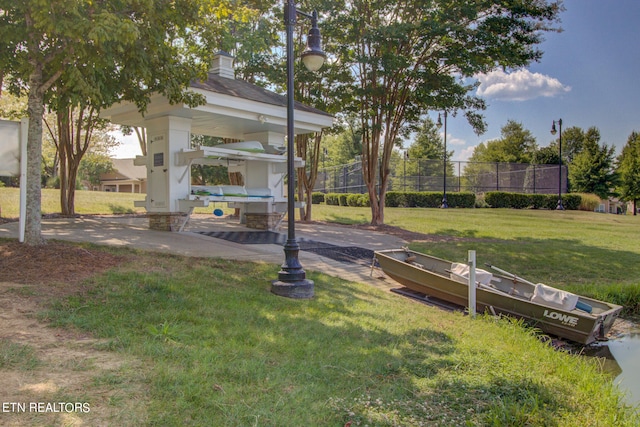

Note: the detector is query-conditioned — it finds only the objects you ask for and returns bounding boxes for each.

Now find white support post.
[468,250,476,318]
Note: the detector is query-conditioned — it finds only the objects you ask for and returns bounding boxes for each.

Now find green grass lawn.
[44,250,638,426]
[2,188,639,311]
[0,187,235,217]
[312,204,640,315]
[2,189,639,424]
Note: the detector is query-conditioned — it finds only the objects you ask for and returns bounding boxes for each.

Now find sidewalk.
[0,215,407,290]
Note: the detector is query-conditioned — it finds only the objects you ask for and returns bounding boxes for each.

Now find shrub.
[446,192,476,208]
[485,191,581,210]
[529,194,547,209]
[485,192,511,208]
[475,194,489,208]
[338,193,349,206]
[324,193,340,206]
[562,194,581,210]
[311,192,325,204]
[385,192,407,207]
[346,194,361,207]
[347,193,370,207]
[384,191,475,208]
[575,193,601,211]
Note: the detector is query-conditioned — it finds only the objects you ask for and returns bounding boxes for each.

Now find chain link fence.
[313,159,567,195]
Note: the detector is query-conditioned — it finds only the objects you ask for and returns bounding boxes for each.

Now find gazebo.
[101,52,333,231]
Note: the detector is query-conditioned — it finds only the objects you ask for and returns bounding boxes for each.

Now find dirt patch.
[0,241,146,426]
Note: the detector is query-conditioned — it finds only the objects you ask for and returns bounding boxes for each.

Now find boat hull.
[375,249,622,345]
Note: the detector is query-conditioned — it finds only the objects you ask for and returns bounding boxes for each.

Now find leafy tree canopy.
[322,0,563,224]
[568,130,618,199]
[617,131,640,204]
[407,117,448,161]
[469,120,538,164]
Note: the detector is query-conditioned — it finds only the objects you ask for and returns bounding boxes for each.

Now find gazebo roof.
[192,73,331,118]
[101,61,334,139]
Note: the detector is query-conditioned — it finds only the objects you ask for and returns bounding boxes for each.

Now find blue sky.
[442,0,640,162]
[113,0,640,161]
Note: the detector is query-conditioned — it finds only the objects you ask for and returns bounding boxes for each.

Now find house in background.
[99,158,147,193]
[594,197,625,214]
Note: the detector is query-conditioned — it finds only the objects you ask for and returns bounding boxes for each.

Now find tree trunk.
[228,171,244,217]
[304,186,313,221]
[24,68,46,246]
[135,127,147,156]
[65,162,78,215]
[58,112,71,215]
[368,186,382,225]
[296,133,322,222]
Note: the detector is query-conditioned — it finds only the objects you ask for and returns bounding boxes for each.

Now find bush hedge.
[322,193,370,207]
[385,191,476,208]
[311,192,325,204]
[320,191,583,210]
[485,191,581,210]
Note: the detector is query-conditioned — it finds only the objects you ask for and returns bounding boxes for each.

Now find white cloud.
[447,135,466,147]
[476,69,570,101]
[451,144,476,162]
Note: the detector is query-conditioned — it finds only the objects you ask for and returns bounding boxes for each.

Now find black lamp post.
[403,150,408,191]
[436,111,448,208]
[550,119,564,210]
[271,1,326,299]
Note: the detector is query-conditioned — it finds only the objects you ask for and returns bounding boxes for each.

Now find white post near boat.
[468,250,476,318]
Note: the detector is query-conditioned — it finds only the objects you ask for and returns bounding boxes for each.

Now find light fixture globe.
[300,11,326,71]
[301,48,326,72]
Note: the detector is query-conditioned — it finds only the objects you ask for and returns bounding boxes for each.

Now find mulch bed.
[0,240,126,287]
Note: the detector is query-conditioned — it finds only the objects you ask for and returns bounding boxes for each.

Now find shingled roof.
[191,72,332,118]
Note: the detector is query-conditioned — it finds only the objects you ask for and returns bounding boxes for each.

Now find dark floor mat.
[198,231,288,245]
[303,246,375,266]
[196,231,373,265]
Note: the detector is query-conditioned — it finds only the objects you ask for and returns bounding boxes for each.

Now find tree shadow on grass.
[411,236,640,287]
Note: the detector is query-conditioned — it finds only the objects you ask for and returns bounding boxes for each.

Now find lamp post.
[550,119,564,210]
[271,1,326,299]
[322,147,327,192]
[403,150,408,191]
[436,111,448,208]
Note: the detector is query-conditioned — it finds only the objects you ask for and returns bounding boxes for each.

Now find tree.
[78,153,114,189]
[557,126,602,164]
[1,0,239,243]
[401,116,453,190]
[0,1,75,244]
[469,120,537,164]
[407,117,450,164]
[532,144,560,165]
[326,0,562,225]
[568,133,618,199]
[617,131,640,214]
[322,116,363,167]
[464,120,538,192]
